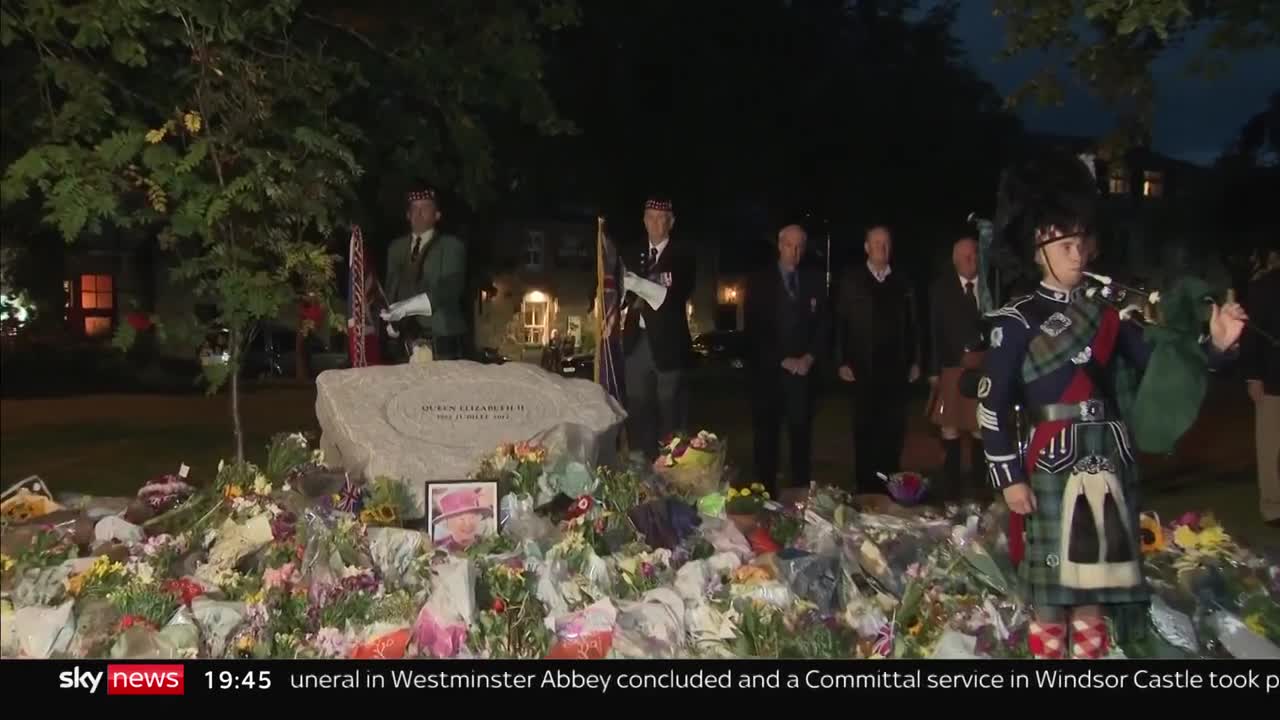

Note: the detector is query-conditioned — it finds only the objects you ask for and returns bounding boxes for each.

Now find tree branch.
[301,11,399,63]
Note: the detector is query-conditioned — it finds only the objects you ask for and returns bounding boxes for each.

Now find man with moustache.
[927,234,987,499]
[619,195,697,460]
[744,224,831,498]
[836,225,922,494]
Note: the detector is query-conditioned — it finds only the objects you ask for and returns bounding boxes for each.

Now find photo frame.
[427,481,498,552]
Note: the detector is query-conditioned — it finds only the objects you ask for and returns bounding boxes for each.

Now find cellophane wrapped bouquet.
[652,430,725,497]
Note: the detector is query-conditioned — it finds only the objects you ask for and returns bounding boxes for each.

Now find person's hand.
[781,358,799,374]
[908,363,921,383]
[838,365,855,383]
[1003,483,1037,515]
[602,309,619,339]
[1247,379,1264,404]
[1210,302,1248,352]
[796,354,814,377]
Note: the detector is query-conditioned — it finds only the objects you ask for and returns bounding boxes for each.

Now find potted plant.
[725,483,769,535]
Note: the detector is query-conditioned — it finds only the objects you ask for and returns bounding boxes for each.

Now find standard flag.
[347,225,381,368]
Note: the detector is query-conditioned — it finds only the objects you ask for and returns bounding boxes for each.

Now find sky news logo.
[59,665,185,695]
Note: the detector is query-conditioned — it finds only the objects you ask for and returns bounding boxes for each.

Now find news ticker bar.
[7,659,1280,698]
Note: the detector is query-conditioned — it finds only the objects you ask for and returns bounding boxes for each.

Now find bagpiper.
[978,147,1248,659]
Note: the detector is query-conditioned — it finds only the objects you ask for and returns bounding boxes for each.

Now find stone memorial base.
[316,361,626,518]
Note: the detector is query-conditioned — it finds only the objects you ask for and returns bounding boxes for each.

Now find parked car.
[692,330,746,370]
[559,352,594,379]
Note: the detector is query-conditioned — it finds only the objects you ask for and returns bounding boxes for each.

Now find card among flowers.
[427,481,498,552]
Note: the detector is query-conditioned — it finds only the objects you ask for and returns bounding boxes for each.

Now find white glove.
[624,271,668,310]
[381,292,433,322]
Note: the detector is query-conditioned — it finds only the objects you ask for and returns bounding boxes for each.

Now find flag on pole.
[595,217,625,405]
[347,225,381,368]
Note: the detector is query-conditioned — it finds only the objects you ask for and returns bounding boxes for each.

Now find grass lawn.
[2,370,1275,550]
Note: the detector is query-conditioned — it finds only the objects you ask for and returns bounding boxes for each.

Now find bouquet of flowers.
[475,442,547,499]
[653,431,725,497]
[880,472,929,506]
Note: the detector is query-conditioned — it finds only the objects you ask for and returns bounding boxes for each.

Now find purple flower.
[271,511,297,542]
[640,561,655,579]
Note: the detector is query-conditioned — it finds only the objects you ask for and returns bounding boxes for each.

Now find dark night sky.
[949,2,1280,165]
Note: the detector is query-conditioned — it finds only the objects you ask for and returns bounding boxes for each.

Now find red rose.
[492,598,506,614]
[672,442,689,459]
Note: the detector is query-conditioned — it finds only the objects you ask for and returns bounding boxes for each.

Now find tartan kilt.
[1019,423,1150,608]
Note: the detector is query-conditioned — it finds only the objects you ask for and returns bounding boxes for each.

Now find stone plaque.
[316,361,626,517]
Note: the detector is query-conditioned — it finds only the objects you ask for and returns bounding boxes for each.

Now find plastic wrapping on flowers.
[2,428,1277,660]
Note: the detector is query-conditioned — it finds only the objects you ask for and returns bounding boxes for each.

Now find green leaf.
[141,143,179,171]
[111,37,148,66]
[176,139,210,174]
[95,131,145,169]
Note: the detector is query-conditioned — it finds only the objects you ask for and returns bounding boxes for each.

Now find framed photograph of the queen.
[427,482,498,552]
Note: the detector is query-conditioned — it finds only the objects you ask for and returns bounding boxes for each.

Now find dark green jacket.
[385,230,468,337]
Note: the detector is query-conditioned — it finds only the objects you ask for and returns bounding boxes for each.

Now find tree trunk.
[230,326,245,464]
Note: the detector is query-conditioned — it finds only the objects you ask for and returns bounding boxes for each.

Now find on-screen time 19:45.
[206,671,272,690]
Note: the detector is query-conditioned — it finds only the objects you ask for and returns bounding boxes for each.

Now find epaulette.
[984,294,1035,330]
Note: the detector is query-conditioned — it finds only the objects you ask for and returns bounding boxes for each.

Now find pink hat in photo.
[432,487,493,525]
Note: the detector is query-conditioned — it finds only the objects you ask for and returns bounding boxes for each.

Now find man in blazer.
[744,224,830,498]
[927,234,987,499]
[384,187,468,361]
[620,195,696,460]
[836,225,922,494]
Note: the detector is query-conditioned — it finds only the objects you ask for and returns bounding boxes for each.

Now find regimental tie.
[786,270,798,300]
[963,279,975,307]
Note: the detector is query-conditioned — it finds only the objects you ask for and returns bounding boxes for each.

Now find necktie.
[648,246,658,270]
[411,235,422,264]
[786,271,797,299]
[964,280,974,305]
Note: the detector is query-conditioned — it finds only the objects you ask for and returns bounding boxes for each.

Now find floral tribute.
[1,428,1276,661]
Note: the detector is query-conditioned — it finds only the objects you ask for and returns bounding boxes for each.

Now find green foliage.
[319,590,374,630]
[264,433,311,483]
[366,477,416,522]
[995,0,1280,145]
[108,581,182,628]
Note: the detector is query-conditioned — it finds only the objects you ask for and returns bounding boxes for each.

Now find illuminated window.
[63,280,71,321]
[1142,171,1164,198]
[80,274,113,310]
[521,290,549,345]
[1108,169,1129,195]
[77,273,115,337]
[84,316,112,337]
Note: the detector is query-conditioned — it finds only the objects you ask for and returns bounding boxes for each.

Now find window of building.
[1108,168,1130,195]
[78,273,115,336]
[1142,171,1164,198]
[63,280,72,321]
[525,231,545,271]
[521,290,550,345]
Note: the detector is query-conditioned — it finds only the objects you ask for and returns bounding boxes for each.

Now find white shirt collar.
[648,238,670,262]
[1037,281,1082,304]
[959,274,977,288]
[412,228,435,250]
[868,261,891,282]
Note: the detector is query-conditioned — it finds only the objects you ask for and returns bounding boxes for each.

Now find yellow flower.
[740,488,752,497]
[0,554,13,574]
[66,572,87,597]
[1195,526,1230,550]
[1245,613,1267,637]
[236,635,255,652]
[751,483,765,492]
[145,128,166,144]
[224,484,243,500]
[726,488,738,498]
[183,111,202,134]
[252,474,272,496]
[1173,525,1200,550]
[908,620,923,637]
[762,492,770,500]
[244,590,265,605]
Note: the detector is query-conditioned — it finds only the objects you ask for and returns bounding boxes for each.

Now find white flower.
[340,565,369,580]
[282,482,292,494]
[231,496,254,515]
[267,503,284,517]
[310,449,325,465]
[252,474,273,496]
[202,529,218,549]
[127,559,156,585]
[218,459,225,474]
[288,432,308,448]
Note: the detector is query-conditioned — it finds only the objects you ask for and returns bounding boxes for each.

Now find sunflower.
[1140,512,1165,554]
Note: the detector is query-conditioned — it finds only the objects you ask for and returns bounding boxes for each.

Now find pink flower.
[263,562,298,591]
[1176,512,1201,530]
[690,436,707,450]
[567,495,593,520]
[640,561,655,578]
[412,607,468,658]
[673,442,689,459]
